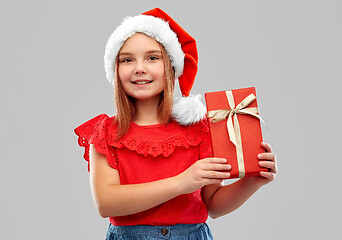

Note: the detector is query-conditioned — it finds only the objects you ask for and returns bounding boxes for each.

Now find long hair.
[113,42,175,140]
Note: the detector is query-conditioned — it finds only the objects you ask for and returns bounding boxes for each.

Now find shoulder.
[75,114,116,129]
[80,113,115,126]
[74,114,119,171]
[74,114,118,141]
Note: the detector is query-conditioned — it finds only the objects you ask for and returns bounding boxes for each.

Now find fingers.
[257,153,276,162]
[203,170,230,179]
[259,161,277,174]
[204,163,231,171]
[261,142,273,153]
[258,144,277,175]
[200,158,231,171]
[202,158,228,164]
[260,171,276,181]
[197,158,231,180]
[204,179,224,186]
[258,143,278,179]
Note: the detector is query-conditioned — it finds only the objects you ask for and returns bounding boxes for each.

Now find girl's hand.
[177,158,231,194]
[249,142,277,187]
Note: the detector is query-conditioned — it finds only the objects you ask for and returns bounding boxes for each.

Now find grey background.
[1,0,341,239]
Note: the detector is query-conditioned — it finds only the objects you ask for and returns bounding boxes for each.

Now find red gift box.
[205,87,267,178]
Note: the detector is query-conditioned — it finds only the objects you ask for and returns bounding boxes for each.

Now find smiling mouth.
[132,80,153,85]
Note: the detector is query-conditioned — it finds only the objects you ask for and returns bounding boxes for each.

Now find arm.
[202,142,277,219]
[89,144,229,218]
[202,178,261,219]
[89,144,183,218]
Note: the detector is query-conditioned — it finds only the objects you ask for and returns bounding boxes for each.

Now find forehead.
[120,33,162,52]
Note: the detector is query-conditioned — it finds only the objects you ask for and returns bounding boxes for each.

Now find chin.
[128,92,162,101]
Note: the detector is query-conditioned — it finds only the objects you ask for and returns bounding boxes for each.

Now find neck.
[134,95,161,125]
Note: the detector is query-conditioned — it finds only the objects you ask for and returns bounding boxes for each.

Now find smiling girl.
[74,8,277,240]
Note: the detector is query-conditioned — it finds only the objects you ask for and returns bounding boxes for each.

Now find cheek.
[118,65,131,82]
[152,62,165,79]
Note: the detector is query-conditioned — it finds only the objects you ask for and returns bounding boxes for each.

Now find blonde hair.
[113,41,175,139]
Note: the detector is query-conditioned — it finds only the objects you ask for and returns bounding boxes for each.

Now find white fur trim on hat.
[104,15,185,85]
[172,94,207,125]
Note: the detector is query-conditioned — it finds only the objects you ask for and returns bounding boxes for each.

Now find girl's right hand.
[177,158,231,194]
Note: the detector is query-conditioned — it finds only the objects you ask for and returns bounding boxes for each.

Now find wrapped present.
[205,87,267,178]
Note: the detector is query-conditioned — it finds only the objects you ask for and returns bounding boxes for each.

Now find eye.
[119,57,133,63]
[120,58,132,63]
[148,56,159,61]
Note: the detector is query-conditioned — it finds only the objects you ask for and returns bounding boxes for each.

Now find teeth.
[134,81,151,84]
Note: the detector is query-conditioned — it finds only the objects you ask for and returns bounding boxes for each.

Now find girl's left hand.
[250,142,278,187]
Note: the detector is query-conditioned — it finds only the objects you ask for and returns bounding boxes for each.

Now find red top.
[74,114,212,226]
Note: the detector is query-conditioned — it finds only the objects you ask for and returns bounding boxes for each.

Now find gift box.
[205,87,267,178]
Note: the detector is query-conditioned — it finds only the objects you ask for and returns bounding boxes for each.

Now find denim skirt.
[105,222,214,240]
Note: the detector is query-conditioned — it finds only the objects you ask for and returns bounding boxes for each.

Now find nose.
[135,60,146,75]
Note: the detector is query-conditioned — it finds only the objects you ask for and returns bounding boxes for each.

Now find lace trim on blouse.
[74,114,118,171]
[74,114,212,171]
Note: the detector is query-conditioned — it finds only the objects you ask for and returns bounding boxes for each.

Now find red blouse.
[74,114,213,226]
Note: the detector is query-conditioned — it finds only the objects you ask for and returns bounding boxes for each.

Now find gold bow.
[208,91,265,178]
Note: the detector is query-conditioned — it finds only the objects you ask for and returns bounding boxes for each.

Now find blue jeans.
[105,222,214,240]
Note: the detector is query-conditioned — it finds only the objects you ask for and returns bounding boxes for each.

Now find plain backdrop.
[1,0,341,239]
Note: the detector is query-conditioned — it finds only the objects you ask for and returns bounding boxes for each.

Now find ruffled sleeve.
[197,117,213,159]
[74,114,118,172]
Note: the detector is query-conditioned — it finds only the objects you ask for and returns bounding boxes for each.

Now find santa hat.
[104,8,206,125]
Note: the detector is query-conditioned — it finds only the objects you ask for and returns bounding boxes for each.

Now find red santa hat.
[104,8,206,125]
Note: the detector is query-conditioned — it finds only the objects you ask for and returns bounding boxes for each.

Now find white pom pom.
[172,94,207,125]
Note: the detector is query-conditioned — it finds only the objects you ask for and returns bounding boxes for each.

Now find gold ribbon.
[208,91,265,178]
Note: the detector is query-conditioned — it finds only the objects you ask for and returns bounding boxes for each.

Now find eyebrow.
[119,50,162,56]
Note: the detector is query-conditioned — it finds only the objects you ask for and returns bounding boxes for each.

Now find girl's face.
[118,33,165,101]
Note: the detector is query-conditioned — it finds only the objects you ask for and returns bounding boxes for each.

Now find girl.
[74,8,277,240]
